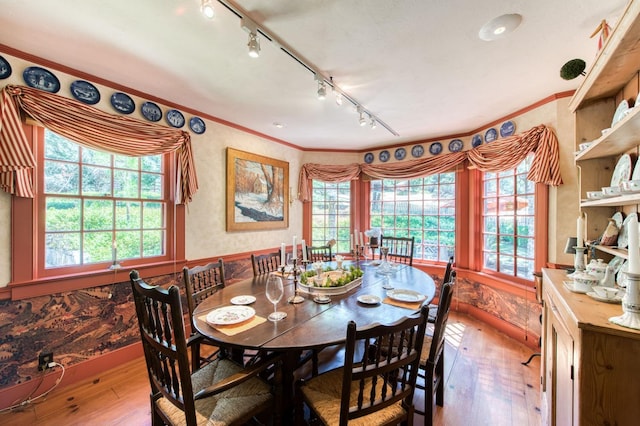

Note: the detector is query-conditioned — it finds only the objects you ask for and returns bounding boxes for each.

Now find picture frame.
[226,148,289,231]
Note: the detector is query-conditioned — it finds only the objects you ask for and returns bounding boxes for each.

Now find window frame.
[308,180,353,254]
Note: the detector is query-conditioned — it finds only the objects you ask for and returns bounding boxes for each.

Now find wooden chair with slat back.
[380,235,415,266]
[183,259,225,372]
[251,251,281,277]
[306,244,332,262]
[295,305,430,425]
[130,270,281,426]
[416,274,455,423]
[428,255,454,323]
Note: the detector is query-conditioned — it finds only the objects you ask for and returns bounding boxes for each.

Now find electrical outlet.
[38,352,53,371]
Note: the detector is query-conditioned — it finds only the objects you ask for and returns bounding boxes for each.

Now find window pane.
[82,148,110,166]
[114,169,139,198]
[143,202,164,228]
[45,161,79,194]
[46,198,81,231]
[45,131,79,161]
[83,231,113,263]
[115,201,141,229]
[143,230,164,257]
[118,230,142,259]
[141,155,162,172]
[311,180,351,253]
[141,173,162,199]
[45,232,81,267]
[82,165,112,196]
[114,155,139,170]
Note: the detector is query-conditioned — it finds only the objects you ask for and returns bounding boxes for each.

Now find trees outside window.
[310,181,351,253]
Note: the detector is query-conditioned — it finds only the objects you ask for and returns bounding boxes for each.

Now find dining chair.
[183,260,226,372]
[251,251,281,277]
[380,235,415,266]
[295,305,430,425]
[416,277,455,423]
[129,270,281,426]
[306,244,333,262]
[428,256,454,323]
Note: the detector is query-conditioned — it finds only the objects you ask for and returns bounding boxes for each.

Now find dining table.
[192,260,435,421]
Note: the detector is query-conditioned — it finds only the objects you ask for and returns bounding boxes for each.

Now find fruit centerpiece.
[299,265,364,295]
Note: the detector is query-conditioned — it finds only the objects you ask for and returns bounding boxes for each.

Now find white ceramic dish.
[206,306,255,326]
[617,214,637,248]
[621,180,640,193]
[611,99,630,127]
[591,286,620,299]
[611,154,632,187]
[386,289,426,303]
[357,294,381,305]
[587,291,622,304]
[563,281,590,294]
[602,186,621,197]
[230,295,256,305]
[586,190,604,200]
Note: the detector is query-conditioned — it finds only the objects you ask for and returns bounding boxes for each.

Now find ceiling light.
[370,118,377,130]
[479,14,522,41]
[200,0,215,19]
[247,32,260,58]
[273,122,284,128]
[317,80,327,100]
[334,91,343,106]
[358,108,367,126]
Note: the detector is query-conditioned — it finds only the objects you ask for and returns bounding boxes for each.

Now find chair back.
[339,305,429,424]
[251,251,281,276]
[380,235,415,266]
[443,256,454,285]
[427,275,455,365]
[183,259,225,331]
[306,245,332,262]
[130,270,197,425]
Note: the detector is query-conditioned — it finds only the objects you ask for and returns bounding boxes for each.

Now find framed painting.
[226,148,289,231]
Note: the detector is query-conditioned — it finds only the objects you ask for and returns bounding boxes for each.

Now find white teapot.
[586,259,608,280]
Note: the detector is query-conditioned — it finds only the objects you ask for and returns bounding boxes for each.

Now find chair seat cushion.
[300,367,407,426]
[157,358,272,426]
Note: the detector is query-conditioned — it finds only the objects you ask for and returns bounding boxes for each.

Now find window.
[369,173,455,262]
[40,129,169,274]
[481,155,535,279]
[310,180,351,253]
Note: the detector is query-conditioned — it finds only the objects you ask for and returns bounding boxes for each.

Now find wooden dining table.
[193,261,435,421]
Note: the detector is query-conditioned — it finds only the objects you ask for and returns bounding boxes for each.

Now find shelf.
[575,105,640,161]
[570,0,640,111]
[581,193,640,207]
[588,244,628,259]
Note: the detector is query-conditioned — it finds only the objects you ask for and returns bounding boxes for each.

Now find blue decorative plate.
[471,134,483,148]
[485,128,498,143]
[379,150,390,162]
[411,145,424,158]
[449,139,463,152]
[429,142,443,155]
[110,92,135,114]
[0,55,12,79]
[394,148,406,160]
[364,153,374,164]
[23,66,60,93]
[166,109,185,128]
[189,116,206,134]
[500,120,515,137]
[141,101,162,122]
[70,80,100,105]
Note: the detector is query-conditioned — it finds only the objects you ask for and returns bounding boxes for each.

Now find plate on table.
[387,289,426,303]
[70,80,100,105]
[411,145,424,158]
[166,109,185,128]
[610,153,632,187]
[0,55,12,79]
[230,295,256,305]
[110,92,135,114]
[23,66,60,93]
[500,120,516,137]
[611,100,630,127]
[471,134,483,148]
[587,292,622,304]
[141,101,162,122]
[485,128,498,143]
[429,142,442,155]
[206,306,255,325]
[448,139,463,152]
[357,294,381,305]
[189,116,206,134]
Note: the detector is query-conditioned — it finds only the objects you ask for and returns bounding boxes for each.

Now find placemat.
[382,297,423,311]
[199,314,266,336]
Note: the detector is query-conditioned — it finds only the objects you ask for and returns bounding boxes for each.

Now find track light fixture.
[357,107,367,126]
[200,0,215,19]
[247,32,260,58]
[370,118,377,129]
[317,79,327,100]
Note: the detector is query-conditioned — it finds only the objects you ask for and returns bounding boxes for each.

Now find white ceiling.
[0,0,628,151]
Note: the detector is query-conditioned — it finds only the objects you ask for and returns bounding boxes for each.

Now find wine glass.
[266,274,287,321]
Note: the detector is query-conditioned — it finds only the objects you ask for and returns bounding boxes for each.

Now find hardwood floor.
[0,312,541,425]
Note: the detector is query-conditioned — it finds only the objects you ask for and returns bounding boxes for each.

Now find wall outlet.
[38,352,53,371]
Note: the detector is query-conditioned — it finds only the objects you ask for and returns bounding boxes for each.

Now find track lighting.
[334,91,343,106]
[358,108,367,126]
[200,0,215,19]
[370,118,377,129]
[317,80,326,100]
[247,32,260,58]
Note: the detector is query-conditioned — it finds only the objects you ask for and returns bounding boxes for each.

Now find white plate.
[357,294,381,305]
[617,261,628,288]
[611,99,630,127]
[586,292,622,304]
[562,281,589,294]
[206,306,255,326]
[617,213,637,248]
[612,212,625,229]
[386,289,426,303]
[632,157,640,181]
[230,295,256,305]
[611,154,632,187]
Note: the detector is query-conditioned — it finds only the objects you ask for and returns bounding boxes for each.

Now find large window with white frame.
[369,174,455,262]
[481,155,535,279]
[310,180,351,253]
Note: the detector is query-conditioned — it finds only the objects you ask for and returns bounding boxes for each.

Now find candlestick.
[287,258,305,304]
[610,271,640,330]
[292,236,297,260]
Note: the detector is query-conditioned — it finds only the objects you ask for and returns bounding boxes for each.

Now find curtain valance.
[298,124,562,201]
[0,85,198,204]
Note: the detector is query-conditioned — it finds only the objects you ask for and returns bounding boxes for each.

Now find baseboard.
[0,342,142,410]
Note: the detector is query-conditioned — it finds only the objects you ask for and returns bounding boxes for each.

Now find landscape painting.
[226,148,289,231]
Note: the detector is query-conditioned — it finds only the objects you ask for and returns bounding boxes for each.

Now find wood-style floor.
[0,312,541,425]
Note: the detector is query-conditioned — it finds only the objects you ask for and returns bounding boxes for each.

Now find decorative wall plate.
[448,139,463,152]
[485,128,498,143]
[411,145,424,158]
[633,156,640,181]
[610,153,632,187]
[500,120,516,137]
[141,101,162,122]
[394,148,406,160]
[23,66,60,93]
[364,153,374,164]
[379,150,390,162]
[612,100,630,127]
[166,109,185,128]
[70,80,100,105]
[110,92,135,114]
[189,116,206,134]
[471,134,483,148]
[0,55,12,79]
[429,142,442,155]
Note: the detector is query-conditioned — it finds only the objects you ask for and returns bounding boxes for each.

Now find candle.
[354,229,359,246]
[301,239,307,261]
[280,243,286,267]
[629,214,640,274]
[576,214,584,248]
[360,232,364,247]
[350,234,354,250]
[112,240,117,262]
[292,236,297,259]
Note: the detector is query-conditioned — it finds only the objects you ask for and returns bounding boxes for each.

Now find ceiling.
[0,0,629,151]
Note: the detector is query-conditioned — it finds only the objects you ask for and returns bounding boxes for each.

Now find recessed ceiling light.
[479,14,522,41]
[273,122,284,128]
